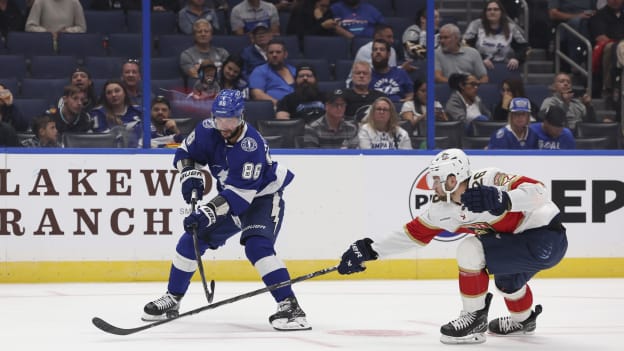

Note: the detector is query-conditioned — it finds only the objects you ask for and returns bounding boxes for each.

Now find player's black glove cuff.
[338,238,379,275]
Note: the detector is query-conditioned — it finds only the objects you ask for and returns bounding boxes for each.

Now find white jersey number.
[242,162,262,180]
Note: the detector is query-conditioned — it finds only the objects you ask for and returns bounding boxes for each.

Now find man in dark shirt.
[50,85,93,136]
[343,60,385,121]
[275,64,326,124]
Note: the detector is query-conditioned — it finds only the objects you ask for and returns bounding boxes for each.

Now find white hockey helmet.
[428,148,471,199]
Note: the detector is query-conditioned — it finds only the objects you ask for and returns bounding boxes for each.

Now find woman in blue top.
[90,79,142,147]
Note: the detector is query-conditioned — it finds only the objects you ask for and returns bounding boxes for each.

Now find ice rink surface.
[1,278,622,350]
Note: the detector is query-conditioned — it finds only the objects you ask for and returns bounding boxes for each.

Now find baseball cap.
[295,64,316,78]
[545,105,566,127]
[251,22,269,33]
[326,89,346,104]
[509,97,531,113]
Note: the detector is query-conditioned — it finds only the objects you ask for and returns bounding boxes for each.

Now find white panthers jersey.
[372,167,560,258]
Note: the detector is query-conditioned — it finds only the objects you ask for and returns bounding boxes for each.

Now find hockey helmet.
[211,89,244,130]
[428,148,471,200]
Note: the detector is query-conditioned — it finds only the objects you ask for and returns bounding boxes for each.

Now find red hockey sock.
[459,269,489,296]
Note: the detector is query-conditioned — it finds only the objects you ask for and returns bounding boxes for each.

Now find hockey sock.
[459,269,490,312]
[500,284,533,322]
[245,236,294,302]
[167,233,206,296]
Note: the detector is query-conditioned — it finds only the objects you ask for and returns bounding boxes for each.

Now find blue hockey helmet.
[212,89,245,119]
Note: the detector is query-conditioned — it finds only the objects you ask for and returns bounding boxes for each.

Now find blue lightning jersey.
[173,120,294,216]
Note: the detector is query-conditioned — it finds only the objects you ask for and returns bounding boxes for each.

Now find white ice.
[1,278,622,350]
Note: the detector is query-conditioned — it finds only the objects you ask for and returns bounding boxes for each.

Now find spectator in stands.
[538,73,596,132]
[50,85,93,136]
[330,0,384,38]
[343,60,385,121]
[402,7,441,61]
[400,80,447,136]
[145,95,184,148]
[0,122,19,146]
[249,39,295,105]
[190,59,220,100]
[0,0,26,40]
[463,0,529,72]
[217,54,249,99]
[530,105,576,149]
[178,0,221,35]
[180,18,230,80]
[492,78,538,121]
[21,113,60,147]
[25,0,86,42]
[548,0,595,73]
[0,83,27,132]
[445,72,491,135]
[304,88,358,148]
[241,22,274,79]
[62,67,97,112]
[120,59,142,106]
[435,23,489,84]
[488,97,538,149]
[369,39,414,103]
[276,64,326,124]
[287,0,354,42]
[358,96,412,150]
[354,24,398,70]
[91,79,142,147]
[230,0,280,36]
[589,0,624,109]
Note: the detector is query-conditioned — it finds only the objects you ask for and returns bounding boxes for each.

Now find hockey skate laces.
[450,311,476,330]
[497,316,520,332]
[153,295,177,309]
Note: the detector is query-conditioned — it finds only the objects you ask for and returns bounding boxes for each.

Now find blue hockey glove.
[461,185,511,216]
[180,166,204,204]
[338,238,379,275]
[184,203,217,232]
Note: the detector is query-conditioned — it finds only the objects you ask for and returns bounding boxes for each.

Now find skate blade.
[488,330,536,337]
[440,333,486,344]
[271,317,312,331]
[141,310,178,322]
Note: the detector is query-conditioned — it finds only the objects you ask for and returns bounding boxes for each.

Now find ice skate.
[268,297,311,331]
[440,292,493,344]
[488,305,543,336]
[142,292,182,321]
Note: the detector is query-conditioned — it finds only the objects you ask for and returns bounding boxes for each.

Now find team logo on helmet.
[408,168,468,242]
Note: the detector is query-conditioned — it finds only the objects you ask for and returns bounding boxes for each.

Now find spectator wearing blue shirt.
[249,39,295,106]
[230,0,280,35]
[178,0,221,35]
[530,105,576,149]
[240,22,275,79]
[369,39,413,103]
[330,0,384,38]
[488,97,538,149]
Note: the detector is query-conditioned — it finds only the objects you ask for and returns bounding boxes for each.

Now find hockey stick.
[92,265,338,336]
[190,190,215,304]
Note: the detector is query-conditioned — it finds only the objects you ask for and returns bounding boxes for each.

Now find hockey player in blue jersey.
[142,89,310,331]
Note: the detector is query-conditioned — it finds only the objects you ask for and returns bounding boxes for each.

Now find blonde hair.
[363,96,400,133]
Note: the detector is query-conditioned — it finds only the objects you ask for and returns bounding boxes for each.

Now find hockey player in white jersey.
[143,89,310,331]
[337,148,568,344]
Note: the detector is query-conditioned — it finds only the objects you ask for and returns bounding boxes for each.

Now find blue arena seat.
[334,59,354,82]
[363,0,394,16]
[385,17,412,40]
[127,11,178,36]
[394,0,427,17]
[151,56,184,80]
[84,10,127,35]
[0,55,27,80]
[434,83,451,105]
[318,80,346,93]
[12,98,50,126]
[107,33,142,58]
[212,34,250,56]
[243,100,276,128]
[157,34,194,57]
[84,56,125,79]
[488,63,522,86]
[275,35,302,59]
[6,32,55,58]
[303,36,351,63]
[0,77,19,95]
[287,58,331,81]
[477,83,500,112]
[57,32,108,59]
[20,78,68,105]
[30,56,79,79]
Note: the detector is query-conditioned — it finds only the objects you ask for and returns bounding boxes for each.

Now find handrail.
[555,22,593,94]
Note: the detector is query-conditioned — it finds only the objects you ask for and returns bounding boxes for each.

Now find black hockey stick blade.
[92,265,338,336]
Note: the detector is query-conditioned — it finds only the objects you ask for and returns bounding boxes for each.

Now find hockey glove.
[180,166,204,204]
[338,238,379,275]
[184,203,217,232]
[461,185,511,216]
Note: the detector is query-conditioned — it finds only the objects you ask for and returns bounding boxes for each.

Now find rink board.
[1,149,623,282]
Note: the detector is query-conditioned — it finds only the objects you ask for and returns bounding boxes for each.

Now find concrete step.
[525,73,555,85]
[527,49,549,61]
[526,61,554,74]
